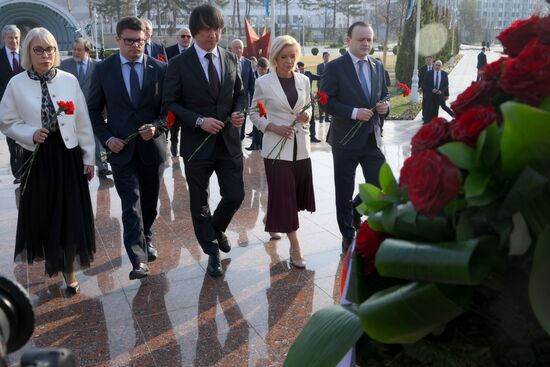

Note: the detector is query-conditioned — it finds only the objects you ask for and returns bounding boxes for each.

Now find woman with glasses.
[0,27,96,294]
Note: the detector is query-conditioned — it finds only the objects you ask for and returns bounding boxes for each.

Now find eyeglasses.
[180,35,191,39]
[32,46,56,56]
[121,38,145,46]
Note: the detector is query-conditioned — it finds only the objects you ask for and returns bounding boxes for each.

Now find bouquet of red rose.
[20,100,75,195]
[105,111,176,158]
[266,91,328,161]
[188,101,267,161]
[286,13,550,367]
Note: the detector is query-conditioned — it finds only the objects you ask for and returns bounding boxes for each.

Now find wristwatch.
[195,116,204,127]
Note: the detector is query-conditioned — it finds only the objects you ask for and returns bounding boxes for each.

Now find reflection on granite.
[0,120,417,366]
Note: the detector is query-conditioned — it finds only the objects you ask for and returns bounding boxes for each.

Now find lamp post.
[409,0,421,104]
[450,7,457,66]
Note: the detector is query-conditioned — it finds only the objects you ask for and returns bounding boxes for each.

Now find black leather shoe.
[147,243,158,261]
[310,137,321,143]
[245,145,256,151]
[216,230,231,253]
[342,237,353,254]
[129,263,150,280]
[13,178,21,184]
[98,169,112,178]
[207,253,224,277]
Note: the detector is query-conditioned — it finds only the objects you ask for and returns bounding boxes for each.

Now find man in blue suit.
[230,38,255,141]
[142,19,168,61]
[320,21,389,253]
[88,17,168,280]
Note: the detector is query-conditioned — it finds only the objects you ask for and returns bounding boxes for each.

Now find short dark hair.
[116,17,144,37]
[297,61,305,67]
[189,4,225,37]
[347,21,371,38]
[482,47,486,51]
[322,51,329,56]
[258,57,269,68]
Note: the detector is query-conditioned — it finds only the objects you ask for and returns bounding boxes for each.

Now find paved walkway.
[415,45,504,121]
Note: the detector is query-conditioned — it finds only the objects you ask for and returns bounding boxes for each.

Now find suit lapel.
[219,47,229,96]
[344,53,369,105]
[138,56,155,106]
[188,46,215,100]
[367,57,378,105]
[267,72,294,113]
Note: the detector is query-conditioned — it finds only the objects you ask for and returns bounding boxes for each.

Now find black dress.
[15,69,95,276]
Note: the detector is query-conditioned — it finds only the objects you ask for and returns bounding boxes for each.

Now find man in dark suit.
[0,24,24,184]
[163,4,246,277]
[477,47,487,81]
[297,61,322,143]
[230,38,255,141]
[60,37,112,178]
[422,59,449,124]
[320,21,389,253]
[316,51,330,123]
[418,55,433,123]
[165,27,193,156]
[88,17,167,280]
[166,27,192,61]
[142,18,168,61]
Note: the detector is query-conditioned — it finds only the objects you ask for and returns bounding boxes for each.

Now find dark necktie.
[128,62,141,106]
[77,62,84,83]
[205,53,220,96]
[435,72,440,90]
[11,52,19,73]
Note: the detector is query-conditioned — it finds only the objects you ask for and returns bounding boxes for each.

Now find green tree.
[338,0,363,29]
[458,0,481,44]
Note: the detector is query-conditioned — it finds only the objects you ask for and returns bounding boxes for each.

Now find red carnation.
[316,91,329,106]
[451,80,496,117]
[399,150,461,218]
[257,100,268,118]
[355,220,388,274]
[451,105,500,146]
[499,43,550,106]
[497,15,540,57]
[411,118,451,155]
[166,111,176,129]
[396,82,411,97]
[156,53,166,62]
[56,100,75,115]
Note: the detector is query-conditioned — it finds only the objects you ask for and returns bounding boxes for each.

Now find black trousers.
[111,148,163,267]
[309,102,317,139]
[185,137,245,255]
[332,134,385,241]
[440,100,455,117]
[170,121,181,148]
[424,94,441,124]
[7,137,23,178]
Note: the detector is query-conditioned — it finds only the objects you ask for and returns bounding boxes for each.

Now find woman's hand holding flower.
[33,128,49,143]
[295,112,309,123]
[268,123,294,139]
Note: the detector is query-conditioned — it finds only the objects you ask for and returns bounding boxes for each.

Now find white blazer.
[0,69,95,165]
[249,71,312,161]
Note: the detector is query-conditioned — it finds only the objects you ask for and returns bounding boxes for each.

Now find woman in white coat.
[0,28,96,294]
[249,35,315,268]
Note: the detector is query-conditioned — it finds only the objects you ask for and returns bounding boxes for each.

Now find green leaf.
[359,183,383,204]
[356,202,368,215]
[438,142,477,170]
[381,204,398,233]
[500,102,550,176]
[540,96,550,112]
[508,212,532,256]
[498,166,549,219]
[364,199,393,214]
[415,215,455,242]
[285,305,364,367]
[476,123,500,167]
[346,253,371,303]
[529,226,550,335]
[375,237,495,284]
[397,202,416,224]
[444,198,468,217]
[464,172,491,198]
[367,211,386,232]
[466,190,500,207]
[379,162,399,198]
[358,283,468,344]
[456,212,475,241]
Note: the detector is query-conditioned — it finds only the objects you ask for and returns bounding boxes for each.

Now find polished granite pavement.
[0,117,419,367]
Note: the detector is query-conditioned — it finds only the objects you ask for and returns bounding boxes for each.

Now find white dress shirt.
[194,43,221,83]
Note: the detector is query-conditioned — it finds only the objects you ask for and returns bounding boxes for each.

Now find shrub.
[339,47,346,55]
[311,47,319,56]
[393,45,398,55]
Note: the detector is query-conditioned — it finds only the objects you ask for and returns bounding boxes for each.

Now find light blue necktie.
[358,60,370,101]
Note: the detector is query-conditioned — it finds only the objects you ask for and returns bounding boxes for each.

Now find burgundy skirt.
[264,158,316,233]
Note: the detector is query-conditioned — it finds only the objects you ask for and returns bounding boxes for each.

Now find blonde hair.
[268,35,301,69]
[21,27,61,70]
